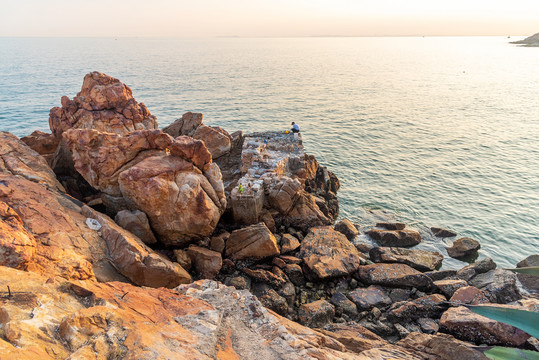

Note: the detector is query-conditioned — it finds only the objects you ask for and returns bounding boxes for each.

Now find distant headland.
[511,32,539,46]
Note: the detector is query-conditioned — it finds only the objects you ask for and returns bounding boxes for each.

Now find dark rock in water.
[516,254,539,267]
[425,269,458,281]
[334,219,359,241]
[397,332,489,360]
[376,222,406,230]
[433,279,468,298]
[430,227,457,238]
[516,254,539,294]
[469,269,521,304]
[298,226,366,280]
[456,257,496,281]
[446,237,480,259]
[369,247,443,272]
[348,285,392,311]
[298,299,335,328]
[366,229,421,247]
[449,286,489,305]
[440,306,531,346]
[358,263,434,290]
[388,294,447,321]
[330,292,359,318]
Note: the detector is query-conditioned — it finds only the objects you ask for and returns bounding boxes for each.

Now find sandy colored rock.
[0,131,64,192]
[440,306,531,346]
[49,71,157,139]
[187,246,222,279]
[366,229,421,247]
[280,233,300,254]
[0,201,36,269]
[298,226,366,280]
[162,111,203,137]
[20,130,59,166]
[369,247,443,272]
[334,219,359,240]
[114,209,157,245]
[83,206,191,288]
[225,223,280,260]
[446,237,481,259]
[358,263,434,290]
[193,124,232,159]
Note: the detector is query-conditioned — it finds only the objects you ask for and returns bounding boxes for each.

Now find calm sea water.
[1,37,537,268]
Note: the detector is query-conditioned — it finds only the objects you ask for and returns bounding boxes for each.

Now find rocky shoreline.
[0,71,537,359]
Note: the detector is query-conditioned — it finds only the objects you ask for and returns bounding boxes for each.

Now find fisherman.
[291,122,300,133]
[238,184,244,194]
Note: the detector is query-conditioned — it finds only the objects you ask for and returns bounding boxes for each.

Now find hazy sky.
[1,0,537,37]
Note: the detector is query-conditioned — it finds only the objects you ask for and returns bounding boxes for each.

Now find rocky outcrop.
[511,32,539,46]
[0,132,64,192]
[369,247,443,272]
[298,226,366,280]
[225,223,280,260]
[49,71,158,139]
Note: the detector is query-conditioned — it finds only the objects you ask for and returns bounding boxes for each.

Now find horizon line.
[0,34,528,39]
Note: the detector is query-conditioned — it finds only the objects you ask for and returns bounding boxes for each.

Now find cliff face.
[0,72,536,359]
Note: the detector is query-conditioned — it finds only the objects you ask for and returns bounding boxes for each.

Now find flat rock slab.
[440,306,531,346]
[365,229,421,247]
[369,247,443,272]
[357,263,433,290]
[298,226,366,280]
[348,285,392,311]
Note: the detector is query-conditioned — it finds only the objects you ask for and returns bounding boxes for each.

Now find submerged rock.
[430,227,457,238]
[446,237,480,259]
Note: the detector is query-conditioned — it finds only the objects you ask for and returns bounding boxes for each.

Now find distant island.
[511,32,539,46]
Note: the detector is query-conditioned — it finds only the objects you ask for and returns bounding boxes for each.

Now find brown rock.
[162,111,203,137]
[376,222,406,230]
[388,294,447,321]
[285,191,332,230]
[280,233,300,254]
[193,124,232,159]
[358,263,434,290]
[440,306,531,346]
[0,132,65,192]
[20,130,59,166]
[397,332,489,360]
[265,176,302,214]
[210,232,229,253]
[456,257,497,281]
[298,300,335,328]
[446,237,481,259]
[0,201,36,269]
[225,223,280,261]
[187,246,222,279]
[329,292,359,317]
[431,227,457,237]
[280,255,302,264]
[469,269,521,303]
[173,249,192,271]
[298,226,366,280]
[366,229,421,247]
[83,206,191,288]
[283,263,305,286]
[369,247,443,272]
[334,219,359,240]
[114,209,157,245]
[49,71,158,139]
[318,323,387,353]
[242,268,287,288]
[169,135,212,170]
[348,285,392,311]
[449,286,489,305]
[434,279,469,297]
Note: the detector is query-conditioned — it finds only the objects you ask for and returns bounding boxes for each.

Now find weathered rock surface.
[298,300,335,328]
[469,269,521,303]
[193,124,232,159]
[114,209,157,245]
[388,294,447,321]
[348,285,392,311]
[369,247,443,272]
[0,132,65,192]
[0,201,36,269]
[440,306,531,346]
[319,323,387,353]
[330,292,359,318]
[187,246,222,279]
[397,332,489,360]
[280,233,300,254]
[20,130,59,165]
[456,257,497,281]
[298,226,366,280]
[434,279,468,298]
[449,286,489,305]
[49,71,158,139]
[446,237,480,259]
[357,263,434,290]
[334,219,359,240]
[82,206,191,288]
[162,111,203,137]
[366,229,421,247]
[225,223,280,260]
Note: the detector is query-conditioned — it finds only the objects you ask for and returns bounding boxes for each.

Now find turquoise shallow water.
[1,36,537,268]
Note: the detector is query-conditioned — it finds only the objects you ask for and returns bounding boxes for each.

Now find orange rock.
[225,223,280,261]
[20,130,60,166]
[193,124,232,159]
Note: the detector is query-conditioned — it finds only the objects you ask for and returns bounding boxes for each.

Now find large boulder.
[49,71,158,139]
[162,111,203,137]
[369,247,443,272]
[298,226,366,280]
[357,263,434,290]
[193,124,232,159]
[440,306,531,346]
[469,269,522,303]
[366,229,421,247]
[225,223,280,261]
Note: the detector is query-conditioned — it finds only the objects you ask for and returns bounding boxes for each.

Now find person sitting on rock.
[291,122,300,133]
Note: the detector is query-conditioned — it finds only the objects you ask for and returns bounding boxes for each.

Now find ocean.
[1,36,537,269]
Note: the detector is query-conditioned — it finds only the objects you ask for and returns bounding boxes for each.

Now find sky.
[1,0,538,37]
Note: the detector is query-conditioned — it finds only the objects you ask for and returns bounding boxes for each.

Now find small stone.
[210,232,229,253]
[446,237,480,259]
[283,264,305,286]
[272,257,286,269]
[417,318,438,334]
[173,249,192,271]
[394,323,410,338]
[298,300,335,328]
[280,234,300,254]
[433,279,468,298]
[334,219,359,241]
[330,292,358,317]
[389,288,412,303]
[224,276,251,290]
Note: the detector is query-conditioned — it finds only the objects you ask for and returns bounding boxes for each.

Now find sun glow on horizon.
[1,0,538,38]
